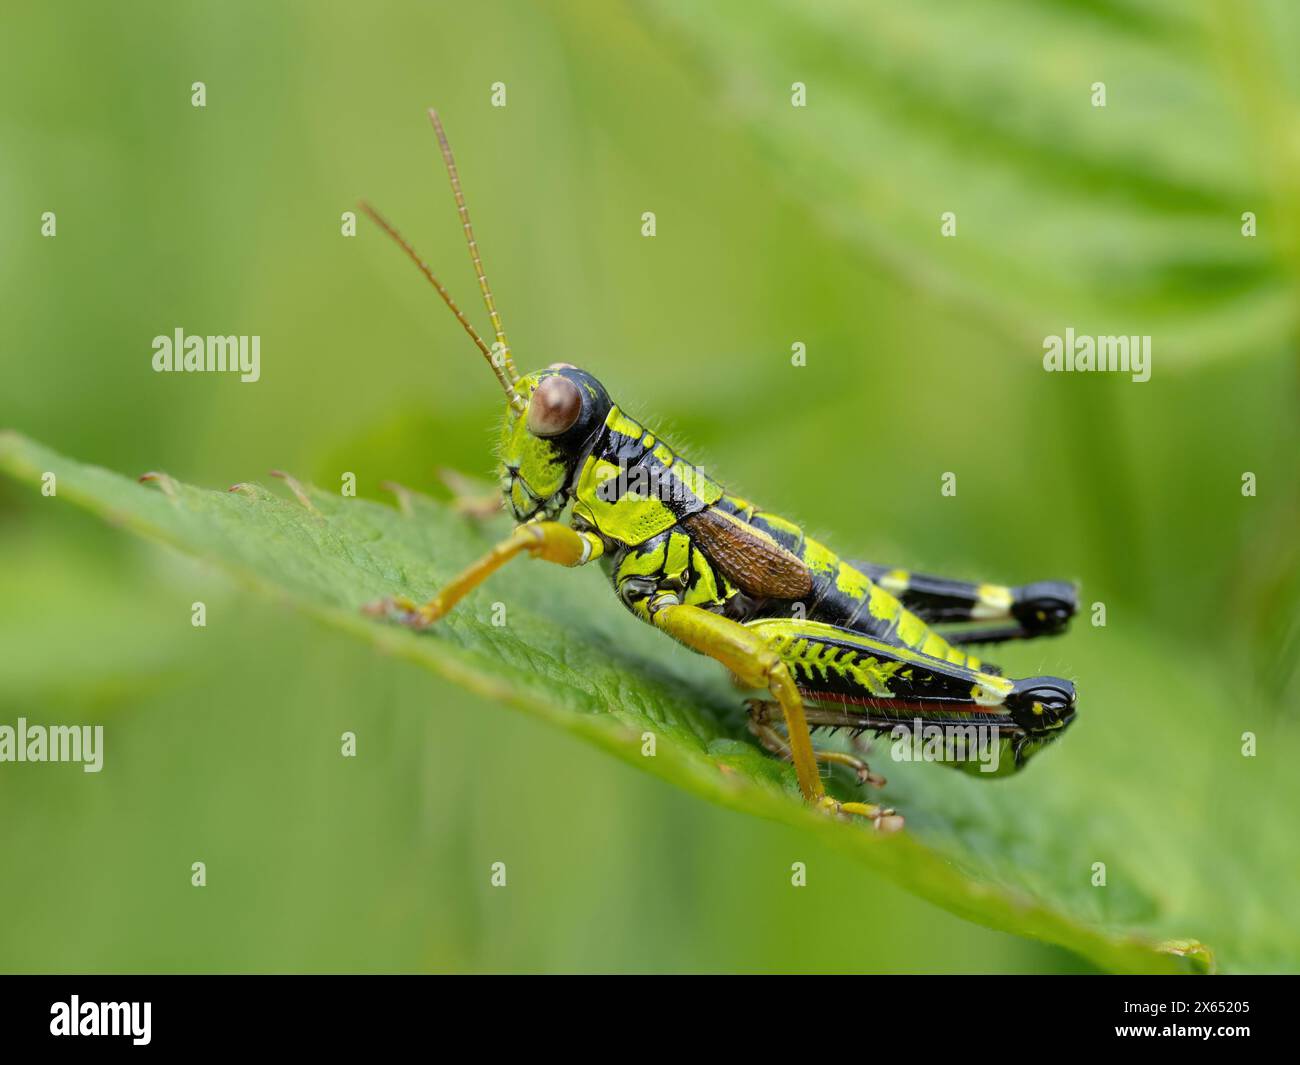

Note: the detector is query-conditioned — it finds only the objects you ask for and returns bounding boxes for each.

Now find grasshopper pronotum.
[359,111,1078,831]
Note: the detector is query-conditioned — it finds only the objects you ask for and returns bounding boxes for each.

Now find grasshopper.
[359,111,1078,831]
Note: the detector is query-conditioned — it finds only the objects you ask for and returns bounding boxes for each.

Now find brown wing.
[681,508,812,600]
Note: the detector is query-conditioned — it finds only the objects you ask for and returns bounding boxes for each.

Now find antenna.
[358,198,525,411]
[428,108,519,383]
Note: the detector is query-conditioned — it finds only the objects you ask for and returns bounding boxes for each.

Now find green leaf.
[642,0,1300,367]
[16,431,1299,973]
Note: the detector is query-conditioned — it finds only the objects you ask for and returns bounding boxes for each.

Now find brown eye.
[527,375,582,437]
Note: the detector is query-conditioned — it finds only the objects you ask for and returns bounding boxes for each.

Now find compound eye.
[527,374,582,437]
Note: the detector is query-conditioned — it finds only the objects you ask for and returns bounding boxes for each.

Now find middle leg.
[745,699,888,790]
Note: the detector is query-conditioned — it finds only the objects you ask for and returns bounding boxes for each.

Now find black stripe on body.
[588,410,718,524]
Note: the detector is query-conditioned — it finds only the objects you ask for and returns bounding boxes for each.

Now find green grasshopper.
[359,111,1078,831]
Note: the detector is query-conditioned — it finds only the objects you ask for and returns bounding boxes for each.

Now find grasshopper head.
[359,112,614,525]
[499,364,611,522]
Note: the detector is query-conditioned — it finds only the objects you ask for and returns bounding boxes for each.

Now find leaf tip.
[1158,938,1216,975]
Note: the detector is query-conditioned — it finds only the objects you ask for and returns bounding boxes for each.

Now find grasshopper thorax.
[499,365,611,522]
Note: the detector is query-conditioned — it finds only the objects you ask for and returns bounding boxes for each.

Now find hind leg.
[636,598,895,828]
[854,561,1077,644]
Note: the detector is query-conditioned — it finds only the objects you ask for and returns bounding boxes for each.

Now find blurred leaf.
[14,431,1289,973]
[643,0,1300,365]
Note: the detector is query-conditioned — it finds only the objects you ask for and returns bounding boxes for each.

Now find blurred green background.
[1,0,1296,972]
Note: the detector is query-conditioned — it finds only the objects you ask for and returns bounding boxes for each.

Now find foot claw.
[361,595,437,629]
[819,796,904,833]
[857,767,888,789]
